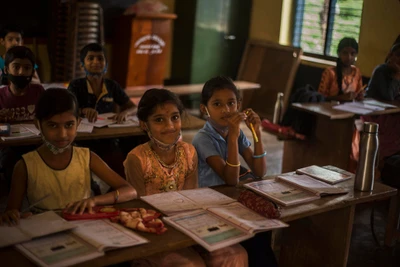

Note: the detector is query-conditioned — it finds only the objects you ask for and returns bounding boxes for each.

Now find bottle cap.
[363,122,379,133]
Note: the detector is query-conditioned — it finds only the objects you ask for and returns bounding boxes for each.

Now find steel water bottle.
[273,92,284,124]
[354,122,379,191]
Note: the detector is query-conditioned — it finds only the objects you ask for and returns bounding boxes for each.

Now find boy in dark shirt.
[0,25,40,84]
[68,43,138,178]
[68,43,136,122]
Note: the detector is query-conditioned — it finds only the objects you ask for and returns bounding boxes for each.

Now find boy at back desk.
[0,24,40,84]
[68,42,137,122]
[0,46,44,190]
[68,43,138,177]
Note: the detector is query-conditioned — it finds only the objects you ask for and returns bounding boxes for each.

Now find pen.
[245,110,259,143]
[250,123,259,143]
[21,194,51,213]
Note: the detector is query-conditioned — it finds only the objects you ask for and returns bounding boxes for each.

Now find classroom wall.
[249,0,282,43]
[357,0,400,76]
[249,0,400,77]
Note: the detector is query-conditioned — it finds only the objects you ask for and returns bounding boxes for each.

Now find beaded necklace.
[148,143,178,169]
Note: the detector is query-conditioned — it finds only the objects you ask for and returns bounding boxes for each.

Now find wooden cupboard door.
[126,18,172,86]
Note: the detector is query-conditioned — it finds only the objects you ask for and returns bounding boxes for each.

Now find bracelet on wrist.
[226,160,241,167]
[252,151,267,158]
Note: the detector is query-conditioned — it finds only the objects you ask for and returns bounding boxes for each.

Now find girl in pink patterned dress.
[124,88,247,267]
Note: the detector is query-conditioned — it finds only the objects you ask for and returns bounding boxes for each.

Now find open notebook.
[1,124,40,141]
[15,219,148,267]
[81,113,139,128]
[142,188,287,252]
[0,211,75,248]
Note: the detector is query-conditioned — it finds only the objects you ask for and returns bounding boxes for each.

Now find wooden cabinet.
[111,13,176,87]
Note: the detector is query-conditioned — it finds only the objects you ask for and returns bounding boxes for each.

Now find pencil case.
[238,189,281,219]
[0,123,11,136]
[62,206,120,220]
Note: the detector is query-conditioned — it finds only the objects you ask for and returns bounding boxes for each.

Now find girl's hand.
[0,209,20,226]
[0,210,31,226]
[244,109,261,132]
[65,198,96,215]
[226,112,247,138]
[82,108,98,122]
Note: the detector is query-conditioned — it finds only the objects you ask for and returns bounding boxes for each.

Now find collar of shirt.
[86,79,108,104]
[203,120,227,143]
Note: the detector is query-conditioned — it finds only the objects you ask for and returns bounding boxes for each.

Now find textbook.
[141,188,237,216]
[0,211,76,248]
[16,219,148,267]
[142,188,288,251]
[163,202,288,252]
[244,174,348,207]
[0,124,40,141]
[81,112,139,128]
[296,165,353,184]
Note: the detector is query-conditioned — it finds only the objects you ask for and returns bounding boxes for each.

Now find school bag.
[280,84,325,136]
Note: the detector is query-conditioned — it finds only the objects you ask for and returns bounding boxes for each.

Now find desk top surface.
[292,101,400,119]
[125,81,260,97]
[1,176,396,267]
[0,114,205,147]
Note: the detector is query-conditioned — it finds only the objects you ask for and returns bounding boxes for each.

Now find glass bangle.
[253,151,267,158]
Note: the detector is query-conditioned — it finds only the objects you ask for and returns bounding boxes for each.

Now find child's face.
[40,111,79,148]
[0,32,23,52]
[339,46,357,67]
[142,103,181,145]
[83,51,106,74]
[203,89,239,126]
[5,58,33,76]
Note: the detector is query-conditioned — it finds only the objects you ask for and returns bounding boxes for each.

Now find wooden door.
[171,0,251,84]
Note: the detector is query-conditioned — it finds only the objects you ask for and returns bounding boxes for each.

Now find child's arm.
[110,81,137,123]
[243,109,267,177]
[124,153,146,197]
[205,113,246,185]
[66,152,137,214]
[183,151,199,190]
[0,160,28,225]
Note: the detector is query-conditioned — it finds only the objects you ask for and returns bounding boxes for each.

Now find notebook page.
[0,225,30,248]
[141,191,200,215]
[77,123,94,133]
[19,211,76,239]
[179,188,236,207]
[71,219,148,251]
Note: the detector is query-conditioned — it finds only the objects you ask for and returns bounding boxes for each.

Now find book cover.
[296,165,352,185]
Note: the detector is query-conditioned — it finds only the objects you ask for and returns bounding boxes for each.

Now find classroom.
[0,0,399,266]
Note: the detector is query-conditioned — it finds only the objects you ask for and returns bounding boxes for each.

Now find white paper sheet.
[71,219,148,251]
[141,191,200,215]
[207,202,288,233]
[77,123,94,133]
[179,188,236,207]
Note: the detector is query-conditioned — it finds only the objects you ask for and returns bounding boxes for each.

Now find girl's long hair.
[336,37,358,94]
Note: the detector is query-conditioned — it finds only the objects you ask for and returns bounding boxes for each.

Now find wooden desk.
[42,81,260,97]
[282,102,400,173]
[218,179,397,267]
[124,81,260,98]
[0,114,205,147]
[1,200,198,267]
[2,178,397,267]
